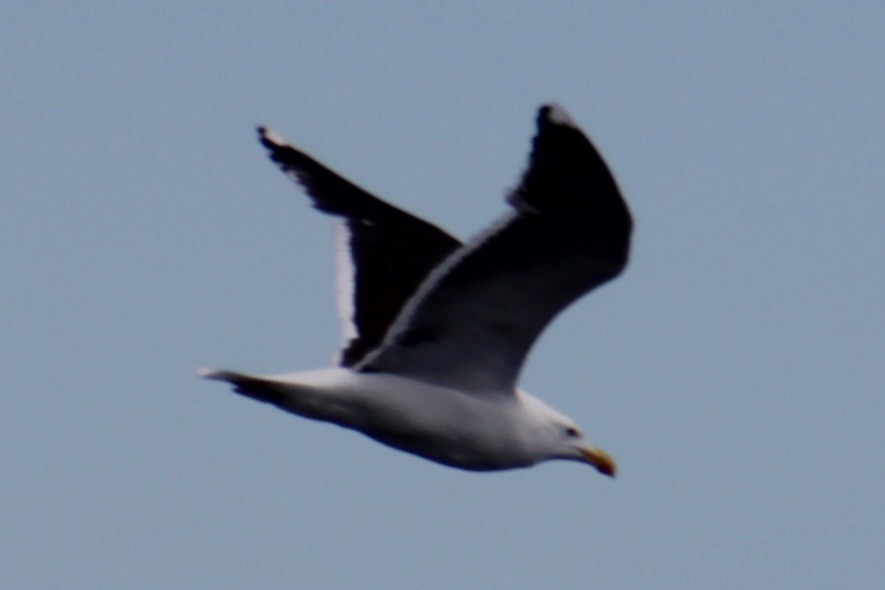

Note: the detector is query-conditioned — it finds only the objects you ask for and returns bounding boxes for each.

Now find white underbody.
[247,368,560,470]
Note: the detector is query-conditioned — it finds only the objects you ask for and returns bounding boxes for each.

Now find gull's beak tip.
[582,446,617,478]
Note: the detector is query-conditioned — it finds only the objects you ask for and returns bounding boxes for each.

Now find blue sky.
[2,3,883,588]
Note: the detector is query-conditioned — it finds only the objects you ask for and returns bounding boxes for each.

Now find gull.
[199,104,632,476]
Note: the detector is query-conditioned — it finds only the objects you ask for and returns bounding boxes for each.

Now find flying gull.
[200,104,632,476]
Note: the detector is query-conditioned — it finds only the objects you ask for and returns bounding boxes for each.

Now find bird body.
[200,367,600,471]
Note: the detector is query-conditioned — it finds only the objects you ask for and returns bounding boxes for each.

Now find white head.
[519,392,616,477]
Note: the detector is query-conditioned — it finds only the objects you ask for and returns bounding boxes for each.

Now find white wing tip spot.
[543,103,577,128]
[259,126,288,147]
[196,366,220,379]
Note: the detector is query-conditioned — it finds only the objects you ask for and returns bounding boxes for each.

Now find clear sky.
[2,3,882,588]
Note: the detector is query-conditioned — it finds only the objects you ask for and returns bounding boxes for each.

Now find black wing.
[360,105,632,393]
[258,128,462,366]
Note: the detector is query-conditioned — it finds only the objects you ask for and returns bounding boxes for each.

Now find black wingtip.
[537,103,578,130]
[257,125,286,151]
[257,125,271,149]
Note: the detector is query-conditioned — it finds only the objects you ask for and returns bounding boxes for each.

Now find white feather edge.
[333,220,358,362]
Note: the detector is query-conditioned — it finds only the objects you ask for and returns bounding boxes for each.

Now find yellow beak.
[581,445,617,477]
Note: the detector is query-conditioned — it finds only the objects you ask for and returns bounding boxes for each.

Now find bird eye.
[565,426,580,437]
